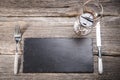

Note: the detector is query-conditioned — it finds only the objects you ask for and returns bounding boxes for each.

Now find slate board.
[23,38,93,73]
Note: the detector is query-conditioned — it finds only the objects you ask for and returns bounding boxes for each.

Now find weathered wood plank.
[0,55,120,80]
[0,0,119,80]
[0,16,120,55]
[0,0,116,9]
[0,0,119,17]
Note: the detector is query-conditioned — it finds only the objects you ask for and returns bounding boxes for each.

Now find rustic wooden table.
[0,0,120,80]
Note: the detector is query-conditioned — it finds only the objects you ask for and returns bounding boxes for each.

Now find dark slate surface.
[23,38,93,73]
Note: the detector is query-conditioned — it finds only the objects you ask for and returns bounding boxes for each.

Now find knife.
[96,21,103,74]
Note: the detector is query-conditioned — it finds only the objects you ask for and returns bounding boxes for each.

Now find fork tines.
[14,25,21,38]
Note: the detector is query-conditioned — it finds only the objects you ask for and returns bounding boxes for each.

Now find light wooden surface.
[0,0,119,17]
[0,55,120,80]
[0,0,120,80]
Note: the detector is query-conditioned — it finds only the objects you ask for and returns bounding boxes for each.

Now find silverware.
[96,21,103,74]
[14,25,21,75]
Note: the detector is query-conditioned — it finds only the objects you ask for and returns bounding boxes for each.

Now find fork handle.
[14,52,18,75]
[98,57,103,74]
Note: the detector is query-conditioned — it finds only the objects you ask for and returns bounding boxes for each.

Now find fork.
[14,25,21,75]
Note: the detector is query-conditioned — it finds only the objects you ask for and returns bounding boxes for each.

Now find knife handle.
[14,52,18,75]
[98,57,103,74]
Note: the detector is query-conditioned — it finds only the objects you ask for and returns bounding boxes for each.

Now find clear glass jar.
[74,0,103,36]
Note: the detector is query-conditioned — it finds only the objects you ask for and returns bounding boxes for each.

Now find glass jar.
[74,0,103,36]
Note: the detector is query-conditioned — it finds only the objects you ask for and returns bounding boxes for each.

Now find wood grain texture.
[0,0,120,80]
[0,16,120,55]
[0,0,119,17]
[0,55,120,80]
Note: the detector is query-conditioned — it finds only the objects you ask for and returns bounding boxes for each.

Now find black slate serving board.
[23,38,93,73]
